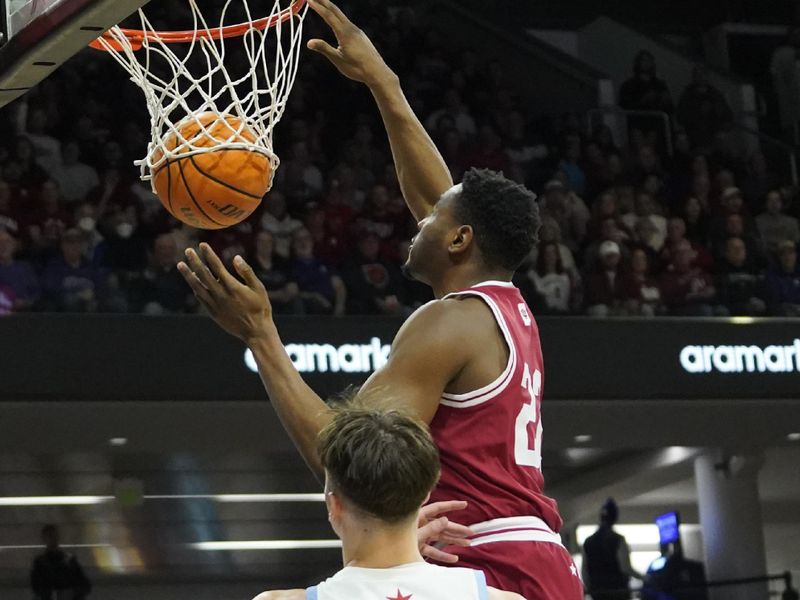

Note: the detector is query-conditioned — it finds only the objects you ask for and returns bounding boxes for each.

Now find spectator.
[92,207,149,283]
[135,233,195,314]
[260,191,303,260]
[770,28,800,142]
[466,124,510,173]
[660,240,718,316]
[676,66,734,149]
[10,136,48,189]
[290,227,346,316]
[582,498,643,600]
[623,247,662,317]
[585,241,627,317]
[21,106,62,173]
[251,230,301,314]
[661,217,714,273]
[53,141,100,205]
[681,196,710,245]
[341,231,409,316]
[0,228,39,311]
[539,179,589,252]
[0,180,21,235]
[528,241,573,314]
[767,240,800,316]
[756,189,800,254]
[715,237,767,316]
[42,229,107,312]
[424,88,477,138]
[26,180,70,260]
[558,134,586,197]
[621,192,667,251]
[30,524,91,600]
[525,216,578,279]
[619,51,673,146]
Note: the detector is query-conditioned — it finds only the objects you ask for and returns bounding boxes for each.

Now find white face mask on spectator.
[78,217,96,233]
[116,222,134,239]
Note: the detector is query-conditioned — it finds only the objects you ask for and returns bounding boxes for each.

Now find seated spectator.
[584,218,631,268]
[26,180,70,260]
[676,66,734,149]
[767,241,800,316]
[251,230,301,315]
[623,247,662,317]
[627,144,665,188]
[585,241,627,317]
[621,192,667,251]
[260,191,303,260]
[715,237,767,316]
[712,213,765,268]
[661,217,714,272]
[660,240,718,316]
[756,189,800,254]
[72,202,104,258]
[682,195,710,245]
[10,136,48,189]
[290,228,345,316]
[466,125,510,174]
[135,233,195,314]
[424,88,477,138]
[92,207,148,283]
[53,141,100,205]
[528,241,573,315]
[42,229,109,312]
[22,107,62,173]
[539,179,589,252]
[0,283,14,315]
[0,228,39,311]
[557,134,586,197]
[0,180,21,235]
[341,232,409,316]
[524,217,578,279]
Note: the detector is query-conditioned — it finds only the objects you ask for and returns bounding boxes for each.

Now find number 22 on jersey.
[515,363,543,469]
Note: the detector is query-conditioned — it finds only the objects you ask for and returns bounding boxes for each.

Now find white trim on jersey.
[440,289,517,408]
[471,280,516,289]
[469,516,564,547]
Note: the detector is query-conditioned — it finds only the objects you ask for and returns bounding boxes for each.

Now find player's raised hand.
[178,243,274,343]
[305,0,394,87]
[417,500,474,564]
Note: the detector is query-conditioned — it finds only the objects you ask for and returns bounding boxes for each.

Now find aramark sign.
[245,337,391,374]
[680,340,800,374]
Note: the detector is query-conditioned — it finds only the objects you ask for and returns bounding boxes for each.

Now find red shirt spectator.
[660,240,718,316]
[585,241,628,317]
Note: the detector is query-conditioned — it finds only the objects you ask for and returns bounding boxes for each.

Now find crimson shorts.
[438,540,584,600]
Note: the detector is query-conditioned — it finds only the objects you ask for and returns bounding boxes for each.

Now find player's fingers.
[184,248,220,294]
[305,0,344,33]
[199,243,239,291]
[420,544,460,564]
[233,255,264,291]
[416,516,448,543]
[177,262,216,308]
[438,534,472,547]
[420,500,468,520]
[442,521,474,538]
[307,39,340,61]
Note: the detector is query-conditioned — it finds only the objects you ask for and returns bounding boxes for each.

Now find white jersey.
[306,562,489,600]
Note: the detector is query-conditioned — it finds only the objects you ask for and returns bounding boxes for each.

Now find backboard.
[0,0,149,108]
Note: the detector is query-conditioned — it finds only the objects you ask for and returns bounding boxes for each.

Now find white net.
[95,0,308,191]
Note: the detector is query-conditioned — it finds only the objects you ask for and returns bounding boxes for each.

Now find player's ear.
[449,225,473,256]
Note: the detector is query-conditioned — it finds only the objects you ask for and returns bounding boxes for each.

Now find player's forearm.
[248,327,331,480]
[368,73,453,222]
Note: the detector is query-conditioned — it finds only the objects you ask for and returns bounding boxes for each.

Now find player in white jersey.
[253,401,523,600]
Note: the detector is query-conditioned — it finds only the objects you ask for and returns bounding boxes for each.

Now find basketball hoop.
[90,0,308,191]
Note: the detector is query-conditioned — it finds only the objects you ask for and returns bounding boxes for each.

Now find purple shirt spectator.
[0,228,39,311]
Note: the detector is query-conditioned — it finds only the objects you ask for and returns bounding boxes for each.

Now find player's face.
[404,185,462,286]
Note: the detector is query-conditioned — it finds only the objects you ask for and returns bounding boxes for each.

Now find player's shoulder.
[252,589,306,600]
[408,295,496,329]
[488,587,527,600]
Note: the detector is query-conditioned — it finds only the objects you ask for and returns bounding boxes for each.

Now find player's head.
[600,498,619,527]
[404,168,540,287]
[318,399,440,535]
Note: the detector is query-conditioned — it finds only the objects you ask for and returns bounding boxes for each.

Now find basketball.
[151,112,272,229]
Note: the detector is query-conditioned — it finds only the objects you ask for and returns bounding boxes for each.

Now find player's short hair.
[318,396,440,523]
[454,168,540,271]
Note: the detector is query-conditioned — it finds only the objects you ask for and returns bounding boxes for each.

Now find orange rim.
[89,0,306,51]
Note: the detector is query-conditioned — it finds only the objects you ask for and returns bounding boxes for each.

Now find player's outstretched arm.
[305,0,452,222]
[178,244,332,477]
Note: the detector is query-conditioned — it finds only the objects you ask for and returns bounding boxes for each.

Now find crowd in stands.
[0,1,798,318]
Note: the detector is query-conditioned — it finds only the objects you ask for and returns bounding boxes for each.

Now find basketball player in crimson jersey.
[177,0,583,598]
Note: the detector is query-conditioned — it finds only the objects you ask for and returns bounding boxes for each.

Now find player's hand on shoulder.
[305,0,395,87]
[488,587,527,600]
[178,243,275,344]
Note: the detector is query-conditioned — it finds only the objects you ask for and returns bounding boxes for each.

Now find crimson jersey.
[429,280,561,531]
